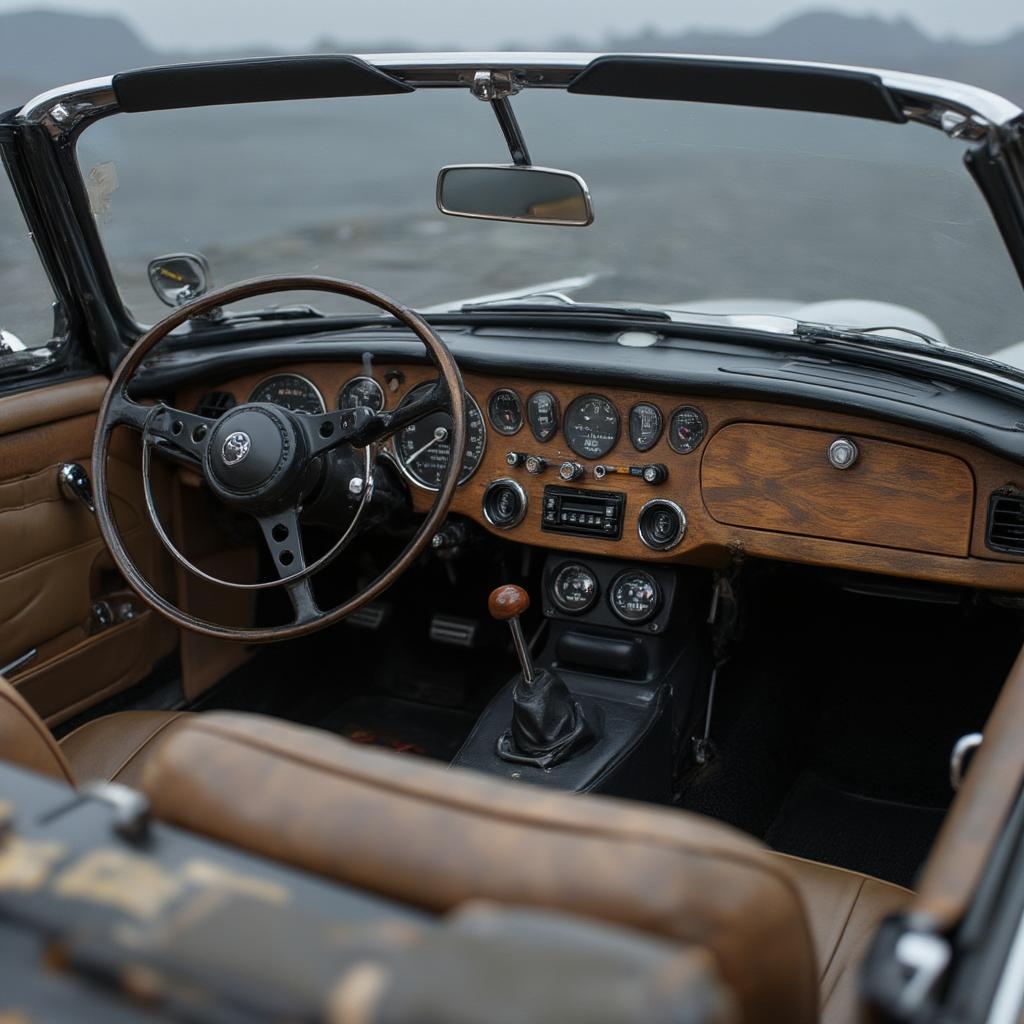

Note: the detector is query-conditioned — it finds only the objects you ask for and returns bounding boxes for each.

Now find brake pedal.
[345,602,391,631]
[429,614,480,649]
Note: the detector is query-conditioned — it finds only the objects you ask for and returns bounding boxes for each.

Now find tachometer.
[393,384,486,489]
[564,394,619,459]
[338,375,385,413]
[249,373,325,415]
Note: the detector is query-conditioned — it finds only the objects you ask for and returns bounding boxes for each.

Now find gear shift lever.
[488,584,595,768]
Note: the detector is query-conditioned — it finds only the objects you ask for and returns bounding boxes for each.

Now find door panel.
[0,376,178,724]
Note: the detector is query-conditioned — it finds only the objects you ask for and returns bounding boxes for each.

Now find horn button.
[205,405,304,504]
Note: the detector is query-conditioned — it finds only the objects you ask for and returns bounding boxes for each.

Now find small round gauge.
[338,375,385,413]
[487,388,523,436]
[564,394,620,460]
[551,563,599,614]
[393,384,486,489]
[527,391,560,442]
[609,570,662,625]
[667,406,708,454]
[248,373,325,415]
[629,402,663,452]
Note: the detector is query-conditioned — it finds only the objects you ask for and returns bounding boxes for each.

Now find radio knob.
[525,455,548,475]
[558,461,584,482]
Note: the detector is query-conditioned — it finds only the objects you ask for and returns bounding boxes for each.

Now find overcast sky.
[1,0,1022,49]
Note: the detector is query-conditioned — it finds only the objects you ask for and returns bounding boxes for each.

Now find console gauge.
[248,373,325,415]
[487,388,523,435]
[393,384,485,490]
[527,391,559,442]
[551,562,599,614]
[338,375,385,413]
[667,406,708,454]
[629,402,663,452]
[609,570,661,625]
[564,394,619,459]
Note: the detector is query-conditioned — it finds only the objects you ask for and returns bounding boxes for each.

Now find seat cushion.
[775,853,913,1024]
[60,709,190,787]
[139,711,821,1024]
[0,674,74,784]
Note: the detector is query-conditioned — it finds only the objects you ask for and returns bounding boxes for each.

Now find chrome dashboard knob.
[827,437,859,470]
[525,455,548,475]
[558,460,584,482]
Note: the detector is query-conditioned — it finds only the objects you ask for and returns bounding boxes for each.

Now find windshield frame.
[12,51,1024,375]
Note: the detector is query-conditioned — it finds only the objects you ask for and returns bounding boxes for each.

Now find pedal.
[429,614,480,649]
[345,602,390,631]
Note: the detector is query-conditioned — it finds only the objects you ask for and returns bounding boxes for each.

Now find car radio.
[541,486,625,539]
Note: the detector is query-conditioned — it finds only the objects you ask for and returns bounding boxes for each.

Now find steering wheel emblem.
[221,430,252,466]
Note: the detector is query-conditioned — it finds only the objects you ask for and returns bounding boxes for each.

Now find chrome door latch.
[57,462,95,514]
[950,732,983,790]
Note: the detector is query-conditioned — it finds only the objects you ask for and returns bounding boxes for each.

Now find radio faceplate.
[541,486,626,540]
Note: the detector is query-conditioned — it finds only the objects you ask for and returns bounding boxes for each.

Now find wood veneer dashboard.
[177,362,1024,592]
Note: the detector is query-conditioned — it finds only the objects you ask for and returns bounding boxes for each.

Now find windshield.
[76,87,1024,360]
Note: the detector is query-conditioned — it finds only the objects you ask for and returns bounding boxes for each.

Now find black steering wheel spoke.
[296,405,376,459]
[354,378,449,445]
[255,507,321,625]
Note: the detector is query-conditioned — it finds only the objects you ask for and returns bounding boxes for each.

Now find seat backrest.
[140,712,820,1024]
[0,674,74,785]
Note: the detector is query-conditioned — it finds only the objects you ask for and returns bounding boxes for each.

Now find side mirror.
[147,253,212,307]
[436,165,593,226]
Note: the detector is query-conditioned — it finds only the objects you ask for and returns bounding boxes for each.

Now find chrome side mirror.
[147,253,212,307]
[436,164,594,226]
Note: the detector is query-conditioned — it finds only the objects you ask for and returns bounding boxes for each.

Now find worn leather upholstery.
[0,675,186,788]
[138,712,912,1024]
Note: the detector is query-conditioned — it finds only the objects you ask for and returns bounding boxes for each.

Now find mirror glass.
[437,165,593,226]
[147,253,211,306]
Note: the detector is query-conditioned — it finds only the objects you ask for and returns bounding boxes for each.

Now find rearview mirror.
[436,165,593,226]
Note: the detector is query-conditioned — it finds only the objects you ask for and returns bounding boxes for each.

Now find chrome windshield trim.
[17,52,1023,136]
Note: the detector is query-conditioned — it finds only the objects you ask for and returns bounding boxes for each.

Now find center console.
[452,553,706,800]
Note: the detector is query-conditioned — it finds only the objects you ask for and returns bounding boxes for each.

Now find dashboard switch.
[641,463,668,485]
[558,461,584,482]
[525,455,549,475]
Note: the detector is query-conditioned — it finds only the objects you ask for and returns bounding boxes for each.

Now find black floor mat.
[317,695,478,762]
[767,771,946,889]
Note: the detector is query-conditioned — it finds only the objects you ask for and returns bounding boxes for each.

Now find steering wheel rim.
[92,274,467,643]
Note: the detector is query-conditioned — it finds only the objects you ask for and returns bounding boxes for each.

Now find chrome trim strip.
[18,53,1023,133]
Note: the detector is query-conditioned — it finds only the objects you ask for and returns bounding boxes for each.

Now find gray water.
[4,91,1024,357]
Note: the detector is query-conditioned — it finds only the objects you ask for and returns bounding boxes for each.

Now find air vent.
[194,391,236,419]
[987,492,1024,554]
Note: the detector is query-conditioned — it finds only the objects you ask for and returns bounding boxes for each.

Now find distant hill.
[1,7,1022,111]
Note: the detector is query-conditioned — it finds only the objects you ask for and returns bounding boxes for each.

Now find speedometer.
[249,373,325,415]
[564,394,619,459]
[393,384,486,490]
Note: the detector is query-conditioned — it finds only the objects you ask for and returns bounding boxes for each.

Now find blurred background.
[2,1,1024,353]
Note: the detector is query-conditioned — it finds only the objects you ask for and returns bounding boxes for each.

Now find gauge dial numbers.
[609,570,662,624]
[393,384,486,490]
[550,563,600,614]
[248,373,325,415]
[338,375,385,413]
[668,406,708,454]
[487,388,524,436]
[564,394,620,460]
[527,391,560,442]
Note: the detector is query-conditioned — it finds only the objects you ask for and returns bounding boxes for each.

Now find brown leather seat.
[0,673,187,788]
[139,712,913,1024]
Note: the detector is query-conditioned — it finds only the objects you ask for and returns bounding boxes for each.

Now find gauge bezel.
[667,405,708,455]
[337,375,385,413]
[608,569,662,624]
[628,401,664,453]
[248,372,326,414]
[487,387,524,436]
[391,385,486,491]
[637,498,687,552]
[550,561,600,615]
[564,393,621,460]
[482,478,528,529]
[527,390,560,443]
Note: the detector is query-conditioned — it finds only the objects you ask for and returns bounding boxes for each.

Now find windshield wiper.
[459,295,670,321]
[794,321,947,352]
[198,303,328,326]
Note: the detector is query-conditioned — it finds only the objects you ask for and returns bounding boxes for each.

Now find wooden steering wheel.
[92,276,467,642]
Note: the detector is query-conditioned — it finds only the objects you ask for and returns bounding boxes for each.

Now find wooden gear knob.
[488,584,530,621]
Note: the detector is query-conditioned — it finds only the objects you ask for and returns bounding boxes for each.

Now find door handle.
[57,462,95,514]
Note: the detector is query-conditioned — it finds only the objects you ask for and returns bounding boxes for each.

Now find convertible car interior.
[2,51,1024,1024]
